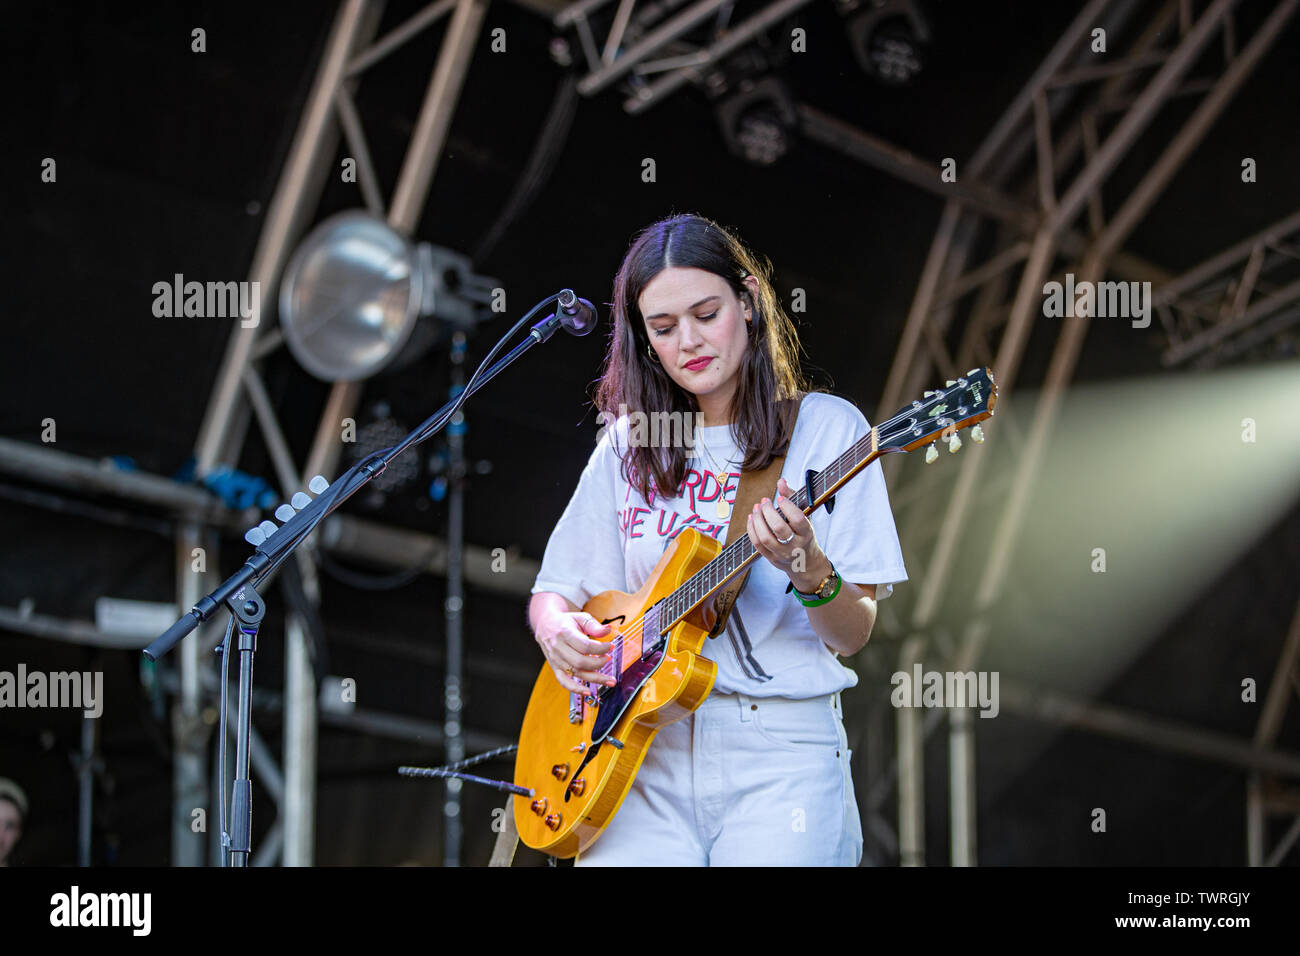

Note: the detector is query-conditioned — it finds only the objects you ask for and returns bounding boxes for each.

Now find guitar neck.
[659,427,883,633]
[655,366,998,633]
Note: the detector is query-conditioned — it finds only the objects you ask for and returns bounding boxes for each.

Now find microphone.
[557,289,597,336]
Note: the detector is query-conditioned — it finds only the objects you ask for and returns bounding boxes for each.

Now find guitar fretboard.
[658,426,880,632]
[652,367,993,634]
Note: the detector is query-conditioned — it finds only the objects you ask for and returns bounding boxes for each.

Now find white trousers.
[575,690,863,866]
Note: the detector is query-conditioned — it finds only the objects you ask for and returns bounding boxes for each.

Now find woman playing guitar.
[527,213,908,865]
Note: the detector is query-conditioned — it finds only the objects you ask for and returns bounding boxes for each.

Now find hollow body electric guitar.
[514,368,998,856]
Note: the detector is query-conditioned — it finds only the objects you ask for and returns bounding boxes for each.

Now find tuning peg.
[258,519,278,539]
[971,425,984,444]
[308,475,329,494]
[945,380,956,387]
[244,526,267,546]
[946,432,962,453]
[925,444,938,464]
[274,503,295,522]
[291,491,312,510]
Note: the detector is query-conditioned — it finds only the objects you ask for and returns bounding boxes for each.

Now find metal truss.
[0,432,537,870]
[550,0,1300,867]
[862,0,1300,867]
[180,0,496,866]
[1248,595,1300,865]
[0,437,539,599]
[556,0,819,114]
[7,0,1297,868]
[1155,208,1300,368]
[540,0,1300,866]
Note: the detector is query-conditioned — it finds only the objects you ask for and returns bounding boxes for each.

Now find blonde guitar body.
[513,526,721,858]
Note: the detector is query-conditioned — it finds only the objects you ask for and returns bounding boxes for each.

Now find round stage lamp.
[279,210,424,382]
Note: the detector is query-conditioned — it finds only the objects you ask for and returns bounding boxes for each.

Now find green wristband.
[794,568,842,607]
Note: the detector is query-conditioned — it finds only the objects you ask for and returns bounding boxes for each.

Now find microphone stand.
[144,290,592,865]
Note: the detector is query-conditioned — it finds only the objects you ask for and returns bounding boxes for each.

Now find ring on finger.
[564,664,575,676]
[777,533,795,544]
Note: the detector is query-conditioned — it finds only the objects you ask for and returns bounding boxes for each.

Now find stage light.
[736,106,790,166]
[278,210,497,382]
[279,211,423,382]
[715,75,798,167]
[844,0,931,86]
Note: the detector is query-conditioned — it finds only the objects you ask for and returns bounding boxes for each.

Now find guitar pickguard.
[590,647,665,743]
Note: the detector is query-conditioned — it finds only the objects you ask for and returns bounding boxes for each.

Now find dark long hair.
[595,213,809,502]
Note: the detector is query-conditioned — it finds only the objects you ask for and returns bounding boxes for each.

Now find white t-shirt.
[531,391,909,698]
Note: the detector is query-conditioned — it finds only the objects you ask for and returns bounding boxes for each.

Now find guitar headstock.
[876,367,998,462]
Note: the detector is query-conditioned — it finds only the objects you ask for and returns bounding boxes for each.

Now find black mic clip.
[532,289,597,343]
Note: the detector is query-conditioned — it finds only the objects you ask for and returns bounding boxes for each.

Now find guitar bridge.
[568,692,583,724]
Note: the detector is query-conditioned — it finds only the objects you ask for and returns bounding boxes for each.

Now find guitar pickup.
[638,606,661,661]
[568,691,583,724]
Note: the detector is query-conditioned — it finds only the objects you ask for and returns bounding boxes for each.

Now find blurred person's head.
[0,778,27,865]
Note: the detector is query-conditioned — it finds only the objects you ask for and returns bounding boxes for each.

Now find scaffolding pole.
[870,0,1298,866]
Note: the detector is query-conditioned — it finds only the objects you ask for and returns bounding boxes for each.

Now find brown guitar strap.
[706,395,803,638]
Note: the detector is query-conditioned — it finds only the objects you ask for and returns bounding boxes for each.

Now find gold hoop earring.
[646,343,662,365]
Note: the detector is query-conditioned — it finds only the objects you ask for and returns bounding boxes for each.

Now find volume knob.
[544,812,563,831]
[551,763,570,780]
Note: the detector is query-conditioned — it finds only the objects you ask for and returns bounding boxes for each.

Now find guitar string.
[584,388,989,682]
[591,413,949,667]
[590,430,862,676]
